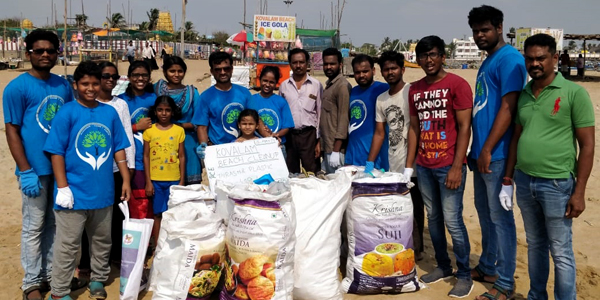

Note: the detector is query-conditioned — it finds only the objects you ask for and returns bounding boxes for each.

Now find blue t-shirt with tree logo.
[471,44,526,161]
[247,94,295,143]
[192,84,251,144]
[3,73,74,175]
[44,101,130,210]
[118,92,156,170]
[345,81,390,170]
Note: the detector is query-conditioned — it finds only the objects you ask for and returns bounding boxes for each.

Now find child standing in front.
[235,109,260,142]
[143,96,185,243]
[44,61,131,300]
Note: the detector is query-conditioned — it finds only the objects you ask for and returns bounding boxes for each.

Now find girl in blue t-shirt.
[247,66,294,157]
[143,96,185,245]
[118,61,157,219]
[235,109,260,142]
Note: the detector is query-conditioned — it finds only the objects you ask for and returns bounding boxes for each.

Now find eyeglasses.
[417,52,442,61]
[29,48,58,55]
[130,73,149,79]
[213,66,233,73]
[101,73,120,81]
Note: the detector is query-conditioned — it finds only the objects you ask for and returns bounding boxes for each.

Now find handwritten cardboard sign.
[204,137,289,191]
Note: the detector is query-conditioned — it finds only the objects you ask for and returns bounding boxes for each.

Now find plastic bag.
[290,172,352,300]
[119,201,154,300]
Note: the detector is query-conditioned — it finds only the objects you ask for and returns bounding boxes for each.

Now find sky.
[4,0,600,46]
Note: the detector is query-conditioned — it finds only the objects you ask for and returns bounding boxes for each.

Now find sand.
[0,59,599,300]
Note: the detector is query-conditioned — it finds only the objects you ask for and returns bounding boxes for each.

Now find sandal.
[70,277,88,291]
[476,284,515,300]
[22,286,42,300]
[471,265,497,283]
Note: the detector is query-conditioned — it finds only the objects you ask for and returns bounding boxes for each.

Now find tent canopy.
[296,28,337,37]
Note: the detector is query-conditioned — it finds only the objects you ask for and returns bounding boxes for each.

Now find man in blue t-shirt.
[193,52,270,159]
[345,54,389,170]
[44,61,130,300]
[468,6,527,299]
[2,30,79,299]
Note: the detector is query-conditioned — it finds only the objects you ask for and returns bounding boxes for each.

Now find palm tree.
[184,21,198,41]
[446,42,457,59]
[381,37,392,51]
[107,13,126,29]
[391,39,401,51]
[147,8,160,31]
[139,21,149,31]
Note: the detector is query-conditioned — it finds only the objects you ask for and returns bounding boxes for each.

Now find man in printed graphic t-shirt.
[406,36,474,298]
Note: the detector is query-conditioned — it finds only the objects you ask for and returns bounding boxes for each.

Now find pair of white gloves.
[56,186,74,209]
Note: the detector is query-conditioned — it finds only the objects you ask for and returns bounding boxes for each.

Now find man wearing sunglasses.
[193,52,270,159]
[2,30,82,300]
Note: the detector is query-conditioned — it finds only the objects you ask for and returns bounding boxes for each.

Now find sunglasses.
[101,73,120,81]
[213,66,233,73]
[29,48,58,55]
[130,73,150,79]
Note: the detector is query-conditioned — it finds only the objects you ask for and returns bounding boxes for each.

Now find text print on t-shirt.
[413,88,449,160]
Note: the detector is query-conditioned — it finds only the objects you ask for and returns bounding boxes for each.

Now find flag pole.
[180,0,186,58]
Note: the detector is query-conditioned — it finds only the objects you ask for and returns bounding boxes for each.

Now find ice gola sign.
[254,15,296,42]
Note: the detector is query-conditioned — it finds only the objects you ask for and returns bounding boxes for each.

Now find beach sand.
[0,59,599,300]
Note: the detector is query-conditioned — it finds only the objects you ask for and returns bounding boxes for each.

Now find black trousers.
[285,127,319,174]
[410,177,425,254]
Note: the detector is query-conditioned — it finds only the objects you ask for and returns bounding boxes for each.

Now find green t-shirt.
[515,73,594,179]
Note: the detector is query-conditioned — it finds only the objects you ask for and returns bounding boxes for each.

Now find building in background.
[452,37,482,61]
[157,11,174,33]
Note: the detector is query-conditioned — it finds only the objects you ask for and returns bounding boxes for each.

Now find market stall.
[295,28,339,72]
[250,14,296,88]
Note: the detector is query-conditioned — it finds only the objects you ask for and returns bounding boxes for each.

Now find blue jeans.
[18,175,55,291]
[514,170,576,300]
[417,164,471,279]
[469,159,516,291]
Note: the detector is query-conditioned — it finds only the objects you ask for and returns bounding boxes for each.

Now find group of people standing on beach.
[4,4,594,300]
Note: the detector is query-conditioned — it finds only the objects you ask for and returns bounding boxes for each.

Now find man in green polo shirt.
[503,33,595,300]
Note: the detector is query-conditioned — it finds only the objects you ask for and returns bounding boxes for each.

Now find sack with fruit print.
[218,181,296,300]
[341,172,424,294]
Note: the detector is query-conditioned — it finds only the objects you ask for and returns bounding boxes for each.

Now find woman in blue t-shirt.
[154,56,201,184]
[118,61,156,219]
[247,66,294,158]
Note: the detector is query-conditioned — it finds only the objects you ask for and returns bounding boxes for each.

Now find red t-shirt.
[409,73,473,168]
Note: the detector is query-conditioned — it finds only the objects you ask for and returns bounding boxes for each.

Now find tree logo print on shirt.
[75,122,112,170]
[348,99,367,134]
[130,107,149,144]
[258,108,280,133]
[36,95,66,133]
[221,102,245,138]
[473,71,488,118]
